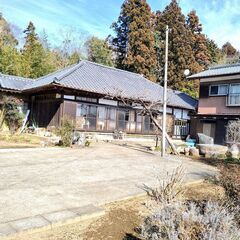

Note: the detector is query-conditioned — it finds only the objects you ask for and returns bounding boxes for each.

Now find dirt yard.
[4,181,225,240]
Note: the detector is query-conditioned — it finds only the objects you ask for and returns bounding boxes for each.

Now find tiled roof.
[0,60,197,110]
[0,74,31,91]
[188,63,240,79]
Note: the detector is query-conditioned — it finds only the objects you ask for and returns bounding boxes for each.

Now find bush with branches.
[142,165,185,206]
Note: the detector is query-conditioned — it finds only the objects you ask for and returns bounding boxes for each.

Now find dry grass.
[184,181,225,202]
[0,133,46,148]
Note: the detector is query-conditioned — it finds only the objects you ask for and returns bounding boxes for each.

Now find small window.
[210,86,218,95]
[76,96,97,103]
[209,85,228,96]
[64,95,75,100]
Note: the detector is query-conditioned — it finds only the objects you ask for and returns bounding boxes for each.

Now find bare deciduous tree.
[226,120,240,144]
[142,165,185,205]
[107,90,178,155]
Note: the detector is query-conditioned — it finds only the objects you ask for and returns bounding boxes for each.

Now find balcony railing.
[227,93,240,106]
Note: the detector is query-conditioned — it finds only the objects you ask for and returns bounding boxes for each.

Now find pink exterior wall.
[198,96,240,115]
[198,78,240,115]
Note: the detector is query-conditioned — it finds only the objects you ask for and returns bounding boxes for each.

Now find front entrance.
[203,123,216,139]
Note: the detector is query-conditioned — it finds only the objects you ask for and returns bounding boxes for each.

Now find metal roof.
[188,63,240,79]
[0,73,32,91]
[0,60,197,110]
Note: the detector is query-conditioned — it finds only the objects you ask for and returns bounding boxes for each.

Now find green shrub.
[85,140,91,147]
[2,96,23,133]
[58,117,75,147]
[154,146,161,151]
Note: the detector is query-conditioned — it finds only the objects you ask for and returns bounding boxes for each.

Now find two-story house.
[188,63,240,145]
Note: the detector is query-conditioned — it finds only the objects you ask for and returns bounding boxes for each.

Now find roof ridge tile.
[81,60,144,77]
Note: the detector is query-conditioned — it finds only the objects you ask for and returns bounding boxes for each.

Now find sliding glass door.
[75,102,155,134]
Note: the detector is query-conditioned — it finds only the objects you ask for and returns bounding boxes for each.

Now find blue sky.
[1,0,240,50]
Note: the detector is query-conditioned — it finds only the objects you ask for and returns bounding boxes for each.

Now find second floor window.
[209,84,228,96]
[228,84,240,106]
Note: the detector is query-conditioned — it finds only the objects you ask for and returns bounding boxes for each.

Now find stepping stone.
[42,210,78,224]
[10,216,49,232]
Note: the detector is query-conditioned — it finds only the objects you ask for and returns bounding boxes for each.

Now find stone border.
[0,204,105,237]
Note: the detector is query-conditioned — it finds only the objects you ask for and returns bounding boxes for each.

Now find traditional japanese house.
[0,60,197,138]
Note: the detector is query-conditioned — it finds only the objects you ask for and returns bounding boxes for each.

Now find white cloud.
[180,0,240,50]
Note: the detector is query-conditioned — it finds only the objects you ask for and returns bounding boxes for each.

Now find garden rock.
[189,147,199,157]
[50,137,61,145]
[184,147,190,156]
[198,133,214,145]
[197,144,228,156]
[228,144,239,158]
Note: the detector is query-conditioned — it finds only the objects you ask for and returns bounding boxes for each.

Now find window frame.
[209,84,229,96]
[227,83,240,106]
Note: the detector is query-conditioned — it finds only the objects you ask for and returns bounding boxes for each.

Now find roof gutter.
[187,71,240,80]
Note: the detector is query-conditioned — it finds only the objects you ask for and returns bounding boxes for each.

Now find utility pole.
[161,25,169,157]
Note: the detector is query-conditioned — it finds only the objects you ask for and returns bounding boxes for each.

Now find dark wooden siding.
[214,119,228,145]
[63,101,77,120]
[190,117,203,139]
[32,100,61,127]
[199,84,209,98]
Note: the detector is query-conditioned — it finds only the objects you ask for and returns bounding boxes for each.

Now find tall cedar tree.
[86,36,114,67]
[186,10,211,69]
[155,0,200,97]
[22,22,54,78]
[112,0,157,81]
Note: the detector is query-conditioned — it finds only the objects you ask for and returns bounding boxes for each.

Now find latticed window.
[226,120,240,144]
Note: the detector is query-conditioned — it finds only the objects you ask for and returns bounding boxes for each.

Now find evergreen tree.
[186,10,210,69]
[21,22,55,78]
[0,44,22,75]
[206,38,224,64]
[112,0,157,81]
[86,36,114,67]
[222,42,237,57]
[68,51,82,65]
[155,0,200,97]
[0,13,21,75]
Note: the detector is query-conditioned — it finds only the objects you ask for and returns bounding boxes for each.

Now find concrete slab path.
[0,142,217,236]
